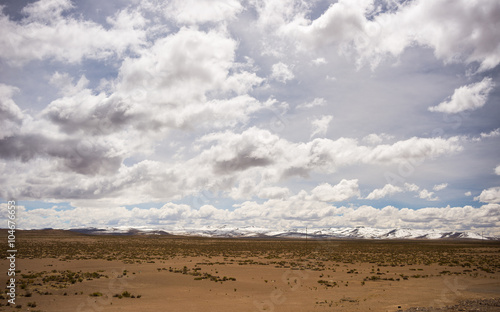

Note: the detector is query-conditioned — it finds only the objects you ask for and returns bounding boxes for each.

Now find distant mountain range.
[68,225,498,240]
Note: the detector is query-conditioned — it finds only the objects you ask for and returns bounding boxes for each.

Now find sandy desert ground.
[0,230,499,312]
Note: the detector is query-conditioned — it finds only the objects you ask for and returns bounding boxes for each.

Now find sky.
[0,0,499,235]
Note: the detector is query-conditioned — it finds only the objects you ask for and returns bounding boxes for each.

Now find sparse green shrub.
[122,291,131,298]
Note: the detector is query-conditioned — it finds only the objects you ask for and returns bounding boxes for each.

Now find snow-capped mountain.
[68,225,497,240]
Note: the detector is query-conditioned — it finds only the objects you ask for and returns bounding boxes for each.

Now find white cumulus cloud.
[0,84,23,139]
[481,128,500,139]
[0,1,147,65]
[286,0,500,71]
[3,201,499,236]
[428,78,495,114]
[419,189,438,201]
[165,0,243,24]
[366,184,403,200]
[404,183,420,192]
[310,115,333,138]
[297,97,326,110]
[362,133,393,145]
[270,62,294,83]
[475,187,500,204]
[311,179,360,202]
[433,183,448,191]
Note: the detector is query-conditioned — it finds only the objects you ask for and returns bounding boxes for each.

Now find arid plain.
[1,230,499,312]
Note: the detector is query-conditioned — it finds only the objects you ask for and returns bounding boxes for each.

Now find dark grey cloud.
[0,135,41,162]
[43,96,135,135]
[281,166,310,179]
[214,149,273,174]
[0,134,121,175]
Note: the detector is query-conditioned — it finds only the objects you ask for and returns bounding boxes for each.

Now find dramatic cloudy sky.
[1,0,499,234]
